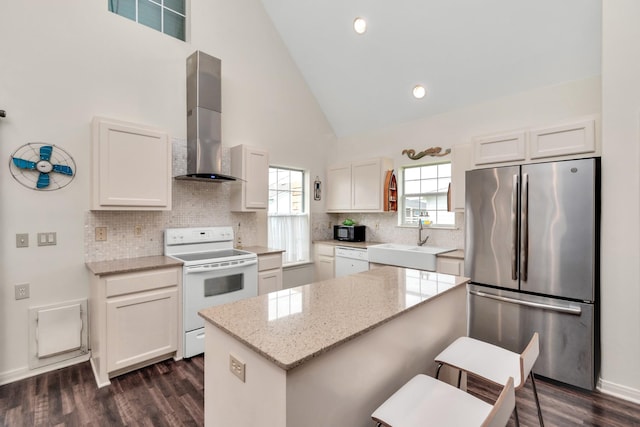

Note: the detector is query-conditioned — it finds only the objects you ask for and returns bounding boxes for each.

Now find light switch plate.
[37,232,57,246]
[16,233,29,248]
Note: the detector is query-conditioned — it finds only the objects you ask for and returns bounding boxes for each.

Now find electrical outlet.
[134,225,142,236]
[15,283,30,300]
[16,233,29,248]
[229,354,246,382]
[95,227,107,242]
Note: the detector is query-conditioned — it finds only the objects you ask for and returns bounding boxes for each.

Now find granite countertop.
[85,255,183,276]
[241,246,285,256]
[313,240,386,249]
[437,249,464,259]
[199,266,469,371]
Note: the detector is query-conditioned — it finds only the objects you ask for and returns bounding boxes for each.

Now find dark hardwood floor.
[1,356,639,426]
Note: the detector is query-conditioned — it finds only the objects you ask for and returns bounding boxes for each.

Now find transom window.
[400,162,454,227]
[109,0,186,41]
[268,167,310,264]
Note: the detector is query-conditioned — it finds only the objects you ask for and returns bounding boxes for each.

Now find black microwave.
[333,225,366,242]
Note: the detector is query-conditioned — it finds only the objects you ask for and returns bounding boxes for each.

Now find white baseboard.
[0,353,90,386]
[598,377,640,404]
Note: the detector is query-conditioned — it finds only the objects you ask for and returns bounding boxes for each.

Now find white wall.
[600,0,640,402]
[0,0,334,383]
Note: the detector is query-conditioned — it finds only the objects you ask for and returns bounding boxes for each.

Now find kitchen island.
[199,266,469,427]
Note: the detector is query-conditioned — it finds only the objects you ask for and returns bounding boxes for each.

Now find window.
[268,167,310,265]
[109,0,186,41]
[400,162,454,226]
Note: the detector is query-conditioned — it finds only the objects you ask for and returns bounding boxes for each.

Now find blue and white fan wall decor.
[10,143,76,190]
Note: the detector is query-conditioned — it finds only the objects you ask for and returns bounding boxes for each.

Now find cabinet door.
[258,269,283,295]
[529,119,595,160]
[474,131,526,165]
[92,117,171,210]
[245,148,269,209]
[352,159,381,210]
[231,145,269,211]
[326,164,352,211]
[315,255,335,281]
[106,287,177,372]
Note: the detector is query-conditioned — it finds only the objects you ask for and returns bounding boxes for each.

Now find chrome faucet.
[418,219,429,246]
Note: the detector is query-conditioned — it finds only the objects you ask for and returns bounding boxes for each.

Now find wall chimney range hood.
[176,51,238,182]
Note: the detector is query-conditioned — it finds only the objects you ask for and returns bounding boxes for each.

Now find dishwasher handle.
[469,289,582,315]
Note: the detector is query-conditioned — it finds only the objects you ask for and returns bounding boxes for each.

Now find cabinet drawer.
[106,268,180,297]
[258,253,282,271]
[315,244,334,257]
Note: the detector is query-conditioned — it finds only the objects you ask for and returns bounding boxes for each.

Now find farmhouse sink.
[367,243,455,271]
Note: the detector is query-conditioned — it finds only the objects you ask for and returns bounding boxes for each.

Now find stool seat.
[435,336,523,388]
[434,333,544,427]
[372,375,515,427]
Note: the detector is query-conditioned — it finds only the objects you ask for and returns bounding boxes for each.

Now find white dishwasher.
[335,246,369,277]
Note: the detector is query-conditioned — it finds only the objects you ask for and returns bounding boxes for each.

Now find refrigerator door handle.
[521,173,529,281]
[469,289,582,315]
[511,174,519,280]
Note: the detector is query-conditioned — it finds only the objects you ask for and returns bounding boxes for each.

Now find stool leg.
[530,372,544,427]
[514,404,520,427]
[435,362,443,379]
[457,370,462,388]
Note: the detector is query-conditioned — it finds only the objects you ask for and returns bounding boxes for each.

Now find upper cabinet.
[91,117,172,211]
[230,144,269,212]
[326,158,393,212]
[472,117,598,167]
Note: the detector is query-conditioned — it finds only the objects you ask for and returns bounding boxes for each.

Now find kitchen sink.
[367,243,454,271]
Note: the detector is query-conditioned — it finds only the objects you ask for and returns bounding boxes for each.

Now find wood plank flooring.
[1,356,639,426]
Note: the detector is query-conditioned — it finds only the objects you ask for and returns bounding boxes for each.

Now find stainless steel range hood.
[176,51,238,182]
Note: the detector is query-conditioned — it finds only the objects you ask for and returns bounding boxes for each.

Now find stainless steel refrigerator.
[465,157,600,390]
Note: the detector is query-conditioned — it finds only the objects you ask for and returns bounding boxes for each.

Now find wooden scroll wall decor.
[401,147,451,160]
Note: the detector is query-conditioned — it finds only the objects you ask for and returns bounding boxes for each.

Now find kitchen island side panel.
[203,283,466,427]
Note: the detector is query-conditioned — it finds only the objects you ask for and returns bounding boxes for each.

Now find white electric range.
[164,226,258,358]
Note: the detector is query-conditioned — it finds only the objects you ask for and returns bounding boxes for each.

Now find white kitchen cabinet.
[314,243,335,281]
[257,252,283,295]
[451,144,473,211]
[91,117,172,211]
[473,131,527,165]
[436,251,465,276]
[89,265,181,387]
[472,117,599,167]
[230,145,269,212]
[326,158,393,212]
[529,119,596,159]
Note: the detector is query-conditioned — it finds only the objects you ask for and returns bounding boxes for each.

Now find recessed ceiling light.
[413,85,427,99]
[353,17,367,34]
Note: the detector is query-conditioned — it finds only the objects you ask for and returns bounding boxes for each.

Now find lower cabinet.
[314,243,335,281]
[258,252,283,295]
[106,287,178,372]
[436,256,464,276]
[89,266,181,387]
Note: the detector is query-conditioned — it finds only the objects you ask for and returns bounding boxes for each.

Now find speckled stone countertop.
[312,240,386,248]
[85,255,183,276]
[199,266,469,371]
[241,246,285,256]
[437,249,464,259]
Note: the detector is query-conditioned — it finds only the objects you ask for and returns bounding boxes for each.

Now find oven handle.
[186,259,257,274]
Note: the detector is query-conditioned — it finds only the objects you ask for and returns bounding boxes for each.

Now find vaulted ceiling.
[260,0,602,137]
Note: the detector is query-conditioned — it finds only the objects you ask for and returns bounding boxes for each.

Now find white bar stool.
[434,332,544,427]
[372,375,515,427]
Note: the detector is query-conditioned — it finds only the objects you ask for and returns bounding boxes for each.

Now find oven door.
[183,259,258,332]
